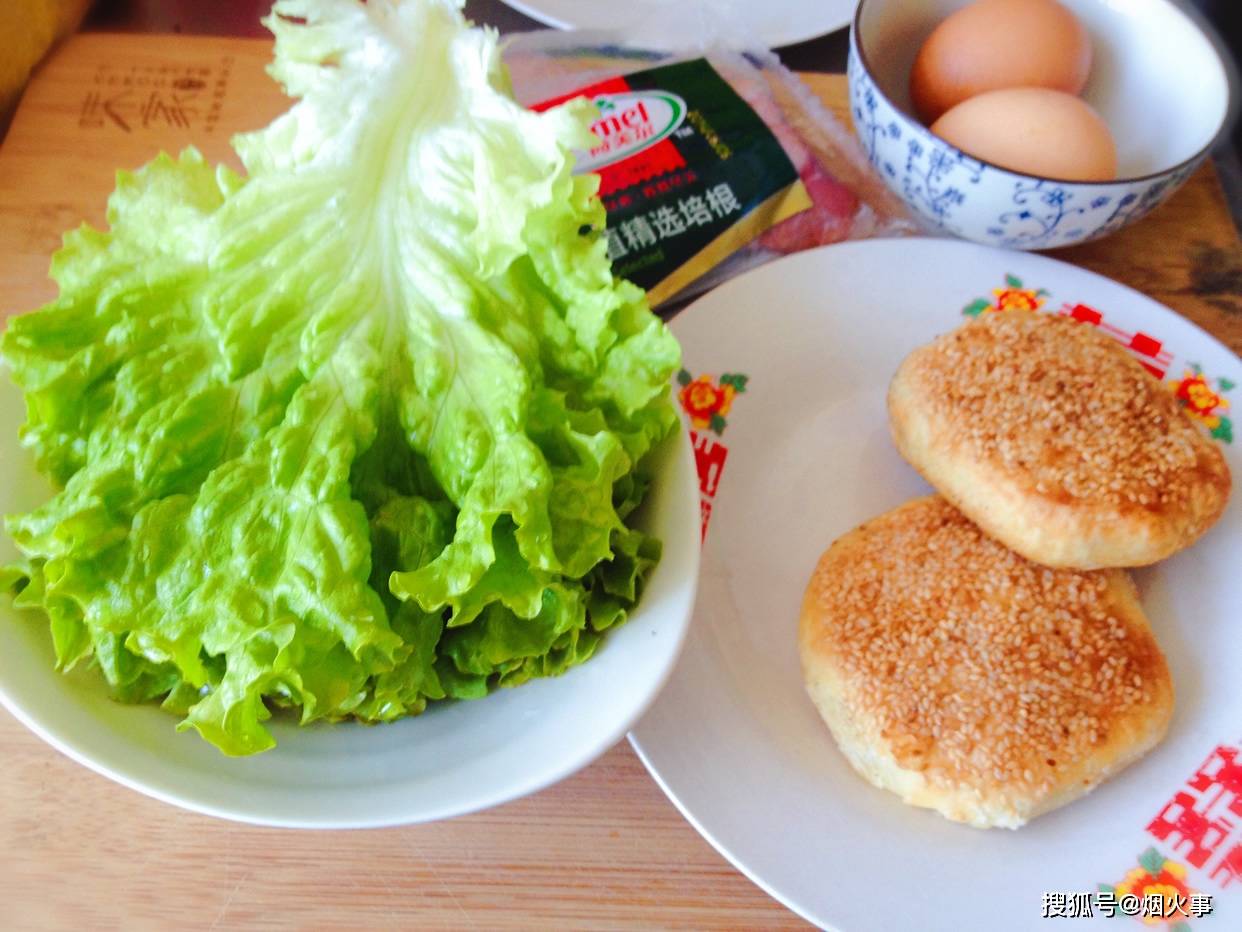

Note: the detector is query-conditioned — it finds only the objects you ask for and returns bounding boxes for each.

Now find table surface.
[0,21,1240,932]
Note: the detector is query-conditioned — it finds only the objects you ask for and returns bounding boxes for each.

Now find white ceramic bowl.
[0,375,700,828]
[849,0,1234,249]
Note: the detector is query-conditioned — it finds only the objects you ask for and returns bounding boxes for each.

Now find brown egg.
[910,0,1093,124]
[930,88,1117,181]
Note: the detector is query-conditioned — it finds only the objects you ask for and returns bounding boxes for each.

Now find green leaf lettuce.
[0,0,679,754]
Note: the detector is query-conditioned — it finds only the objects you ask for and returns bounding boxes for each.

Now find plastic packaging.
[506,27,916,309]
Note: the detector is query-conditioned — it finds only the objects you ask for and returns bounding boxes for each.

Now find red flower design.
[1170,370,1229,430]
[679,375,735,431]
[991,286,1046,312]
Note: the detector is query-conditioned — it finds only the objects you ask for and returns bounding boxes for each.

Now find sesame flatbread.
[798,496,1173,829]
[888,310,1230,568]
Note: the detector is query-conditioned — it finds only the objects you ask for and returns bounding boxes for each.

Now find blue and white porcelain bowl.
[849,0,1234,250]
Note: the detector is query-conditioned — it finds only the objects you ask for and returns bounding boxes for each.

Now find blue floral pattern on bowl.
[847,38,1206,251]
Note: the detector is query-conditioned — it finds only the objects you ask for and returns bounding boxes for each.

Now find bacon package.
[506,33,916,310]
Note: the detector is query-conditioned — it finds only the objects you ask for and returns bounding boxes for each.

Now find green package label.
[533,58,812,306]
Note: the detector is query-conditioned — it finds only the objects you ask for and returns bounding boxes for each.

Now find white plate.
[497,0,855,49]
[630,238,1242,930]
[0,381,701,828]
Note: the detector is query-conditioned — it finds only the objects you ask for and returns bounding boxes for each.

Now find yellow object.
[0,0,93,128]
[930,87,1118,182]
[909,0,1092,125]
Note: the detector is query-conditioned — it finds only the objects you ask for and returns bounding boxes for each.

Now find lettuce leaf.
[0,0,679,755]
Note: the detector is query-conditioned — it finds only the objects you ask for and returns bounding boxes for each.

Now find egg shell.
[930,87,1117,182]
[910,0,1092,125]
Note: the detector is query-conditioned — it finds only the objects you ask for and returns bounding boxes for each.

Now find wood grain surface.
[0,33,1238,932]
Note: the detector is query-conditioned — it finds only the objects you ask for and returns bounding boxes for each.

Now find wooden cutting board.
[0,33,1239,932]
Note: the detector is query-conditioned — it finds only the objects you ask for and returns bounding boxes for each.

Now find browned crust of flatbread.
[799,496,1174,829]
[888,310,1230,568]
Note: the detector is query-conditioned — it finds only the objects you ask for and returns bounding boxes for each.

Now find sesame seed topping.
[806,497,1169,795]
[902,311,1217,510]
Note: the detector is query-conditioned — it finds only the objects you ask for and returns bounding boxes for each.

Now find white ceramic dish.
[849,0,1234,249]
[0,380,701,828]
[630,238,1242,930]
[497,0,855,49]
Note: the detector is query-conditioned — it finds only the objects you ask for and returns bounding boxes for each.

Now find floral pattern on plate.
[676,369,750,542]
